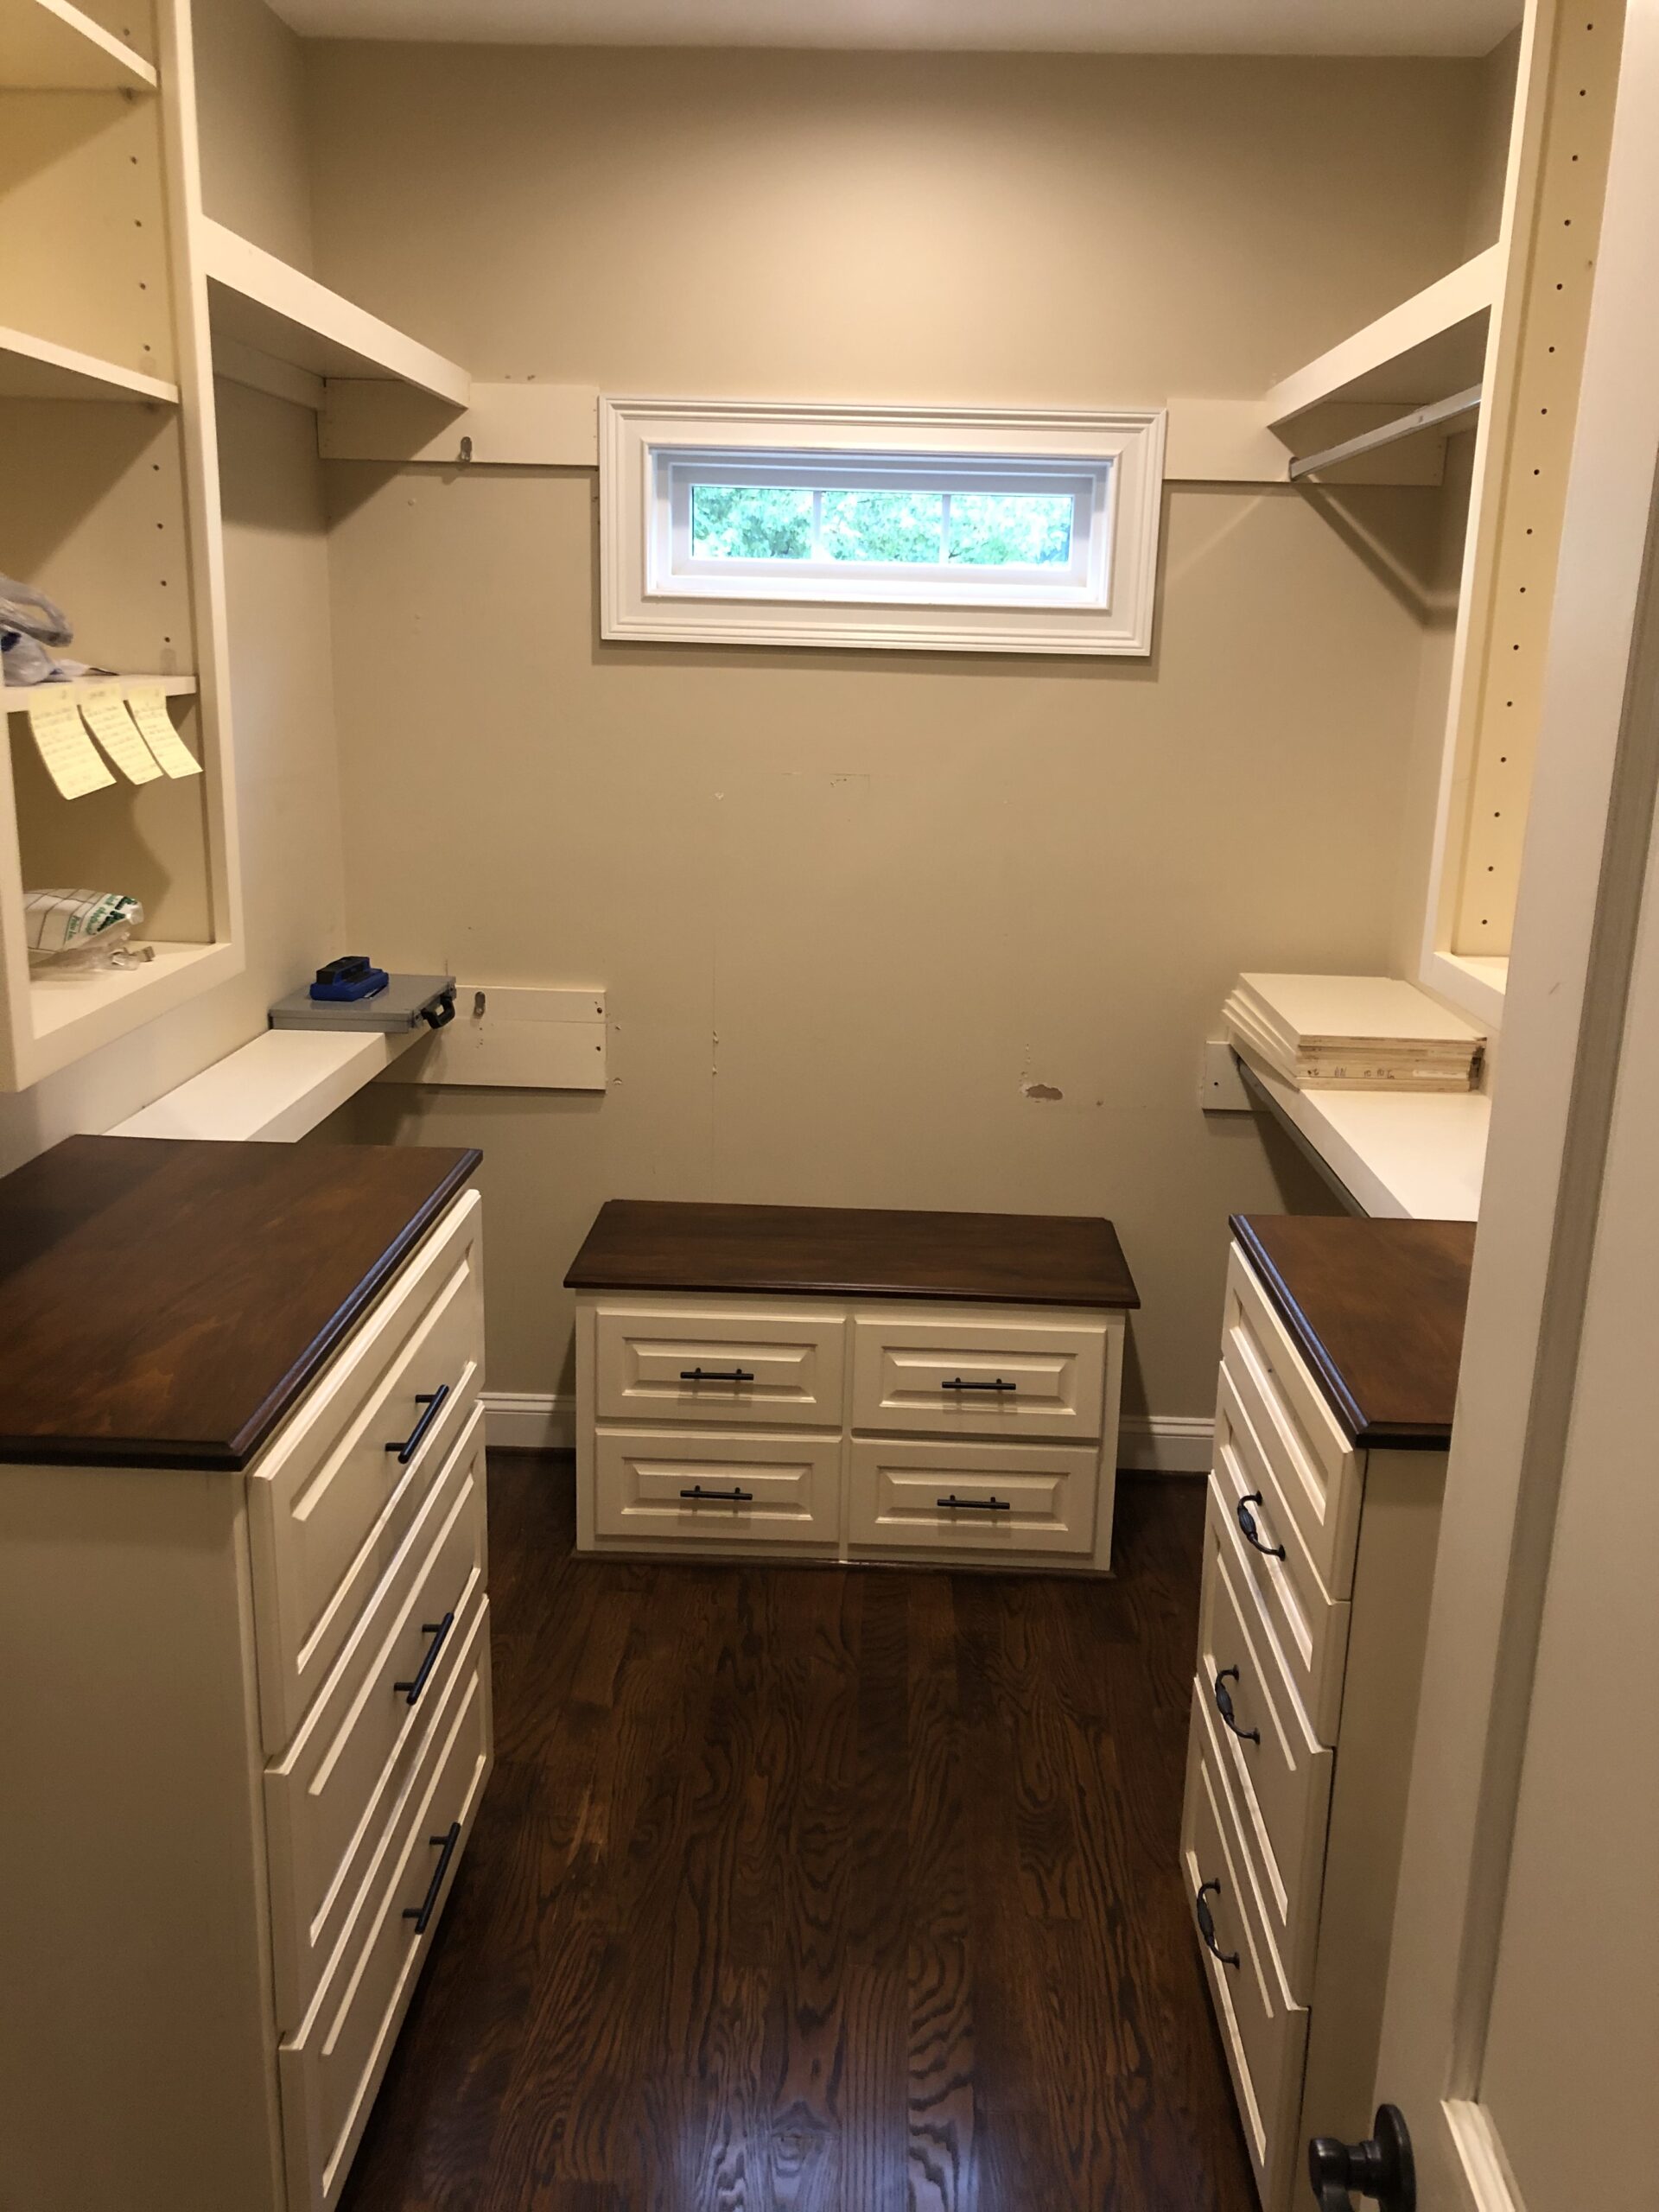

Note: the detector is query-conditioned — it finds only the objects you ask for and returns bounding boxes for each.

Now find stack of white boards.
[1224,973,1485,1091]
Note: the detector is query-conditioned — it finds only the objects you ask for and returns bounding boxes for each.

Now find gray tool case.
[268,974,457,1033]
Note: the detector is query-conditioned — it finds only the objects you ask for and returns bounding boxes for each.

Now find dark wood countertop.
[0,1135,480,1470]
[1230,1212,1475,1448]
[565,1200,1139,1309]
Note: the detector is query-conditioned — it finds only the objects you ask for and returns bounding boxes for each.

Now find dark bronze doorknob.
[1307,2105,1414,2212]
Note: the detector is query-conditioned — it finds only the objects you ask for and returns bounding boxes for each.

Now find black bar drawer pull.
[385,1383,451,1466]
[1214,1667,1260,1745]
[393,1612,455,1707]
[940,1376,1016,1394]
[1236,1492,1287,1560]
[937,1493,1012,1511]
[403,1820,462,1936]
[1195,1878,1240,1969]
[680,1484,754,1503]
[680,1366,756,1384]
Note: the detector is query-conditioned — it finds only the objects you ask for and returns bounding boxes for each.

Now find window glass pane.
[947,492,1073,567]
[691,484,813,559]
[822,488,944,563]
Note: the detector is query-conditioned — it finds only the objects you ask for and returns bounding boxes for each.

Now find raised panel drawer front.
[265,1406,487,2032]
[279,1599,493,2212]
[1182,1691,1310,2212]
[594,1301,845,1427]
[850,1308,1106,1442]
[594,1428,841,1547]
[1197,1490,1332,2000]
[847,1437,1096,1557]
[250,1192,484,1753]
[1224,1244,1362,1600]
[1212,1367,1351,1747]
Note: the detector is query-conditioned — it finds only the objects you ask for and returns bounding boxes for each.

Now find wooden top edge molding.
[566,1198,1141,1309]
[1230,1212,1476,1446]
[0,1136,480,1469]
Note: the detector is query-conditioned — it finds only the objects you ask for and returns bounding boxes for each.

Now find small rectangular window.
[601,399,1166,655]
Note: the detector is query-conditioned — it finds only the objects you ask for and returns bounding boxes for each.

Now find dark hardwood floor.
[341,1457,1256,2212]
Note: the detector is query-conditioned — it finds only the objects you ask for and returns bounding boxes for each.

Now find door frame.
[1373,4,1659,2203]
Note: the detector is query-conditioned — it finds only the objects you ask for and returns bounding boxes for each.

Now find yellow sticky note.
[126,687,202,780]
[27,694,116,800]
[79,684,162,785]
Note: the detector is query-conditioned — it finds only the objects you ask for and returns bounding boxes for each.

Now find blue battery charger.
[308,956,390,1003]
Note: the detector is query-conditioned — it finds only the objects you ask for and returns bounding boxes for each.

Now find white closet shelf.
[3,674,195,710]
[202,220,471,407]
[21,940,238,1089]
[0,0,156,91]
[1235,1041,1488,1223]
[111,1022,419,1142]
[1264,245,1500,426]
[0,324,178,404]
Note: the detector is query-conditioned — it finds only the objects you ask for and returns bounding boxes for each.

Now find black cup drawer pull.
[680,1366,756,1384]
[1236,1492,1287,1560]
[385,1383,451,1466]
[1213,1667,1261,1745]
[403,1820,462,1936]
[1195,1878,1240,1969]
[937,1493,1013,1511]
[393,1611,455,1707]
[940,1376,1017,1393]
[680,1484,754,1503]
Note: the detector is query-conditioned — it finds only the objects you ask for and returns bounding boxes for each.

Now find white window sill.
[1234,1043,1487,1222]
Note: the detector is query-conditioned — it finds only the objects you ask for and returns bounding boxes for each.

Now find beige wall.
[193,0,317,271]
[303,44,1495,1426]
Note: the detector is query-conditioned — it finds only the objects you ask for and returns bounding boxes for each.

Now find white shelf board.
[22,941,238,1093]
[1236,1042,1488,1222]
[1265,246,1501,426]
[111,1023,419,1142]
[3,673,195,711]
[0,323,178,404]
[0,0,156,92]
[201,220,470,407]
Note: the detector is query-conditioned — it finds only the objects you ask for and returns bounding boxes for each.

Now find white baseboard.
[482,1392,1212,1474]
[482,1390,576,1451]
[1117,1414,1215,1475]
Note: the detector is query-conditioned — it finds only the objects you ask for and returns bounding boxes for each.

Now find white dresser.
[567,1199,1138,1573]
[1181,1214,1472,2211]
[0,1137,491,2212]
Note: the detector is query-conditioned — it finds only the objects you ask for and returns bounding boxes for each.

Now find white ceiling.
[270,0,1522,58]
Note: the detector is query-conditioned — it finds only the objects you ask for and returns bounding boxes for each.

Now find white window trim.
[600,397,1167,656]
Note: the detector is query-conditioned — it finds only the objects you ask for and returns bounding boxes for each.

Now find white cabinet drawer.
[1181,1688,1309,2212]
[850,1308,1106,1442]
[594,1301,845,1427]
[594,1427,841,1548]
[279,1598,493,2212]
[847,1436,1097,1557]
[1223,1245,1362,1599]
[250,1192,484,1754]
[1197,1489,1332,1999]
[265,1405,487,2032]
[1213,1366,1351,1745]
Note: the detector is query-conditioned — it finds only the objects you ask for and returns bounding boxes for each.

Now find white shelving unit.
[2,675,197,710]
[1264,245,1499,425]
[0,0,244,1090]
[202,219,471,407]
[0,0,156,92]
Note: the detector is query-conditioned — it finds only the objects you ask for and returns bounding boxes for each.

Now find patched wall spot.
[1023,1081,1064,1102]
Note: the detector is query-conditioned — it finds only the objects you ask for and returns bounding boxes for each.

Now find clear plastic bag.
[0,574,87,687]
[24,890,150,972]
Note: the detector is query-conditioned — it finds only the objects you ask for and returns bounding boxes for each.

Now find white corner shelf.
[1235,1042,1489,1222]
[201,219,471,407]
[0,323,178,405]
[111,1022,419,1142]
[1264,245,1501,426]
[3,674,195,710]
[0,0,156,92]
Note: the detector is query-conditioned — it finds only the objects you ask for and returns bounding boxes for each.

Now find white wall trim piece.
[484,1391,577,1451]
[600,394,1166,656]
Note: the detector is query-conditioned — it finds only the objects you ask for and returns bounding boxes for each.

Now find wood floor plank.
[341,1462,1257,2212]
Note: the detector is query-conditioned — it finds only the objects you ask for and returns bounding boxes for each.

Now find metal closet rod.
[1287,382,1483,482]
